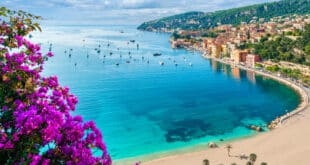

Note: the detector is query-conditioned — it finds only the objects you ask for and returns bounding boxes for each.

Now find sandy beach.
[143,57,310,165]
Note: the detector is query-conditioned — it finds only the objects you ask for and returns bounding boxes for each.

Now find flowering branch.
[0,7,111,165]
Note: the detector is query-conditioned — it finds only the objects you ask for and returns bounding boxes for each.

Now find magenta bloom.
[0,8,111,165]
[46,51,54,57]
[15,35,23,47]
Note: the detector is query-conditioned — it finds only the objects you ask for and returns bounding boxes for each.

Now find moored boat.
[153,53,162,57]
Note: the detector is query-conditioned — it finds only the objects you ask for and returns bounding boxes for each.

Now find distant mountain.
[138,0,310,32]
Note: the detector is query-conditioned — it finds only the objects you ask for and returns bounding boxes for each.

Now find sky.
[0,0,279,25]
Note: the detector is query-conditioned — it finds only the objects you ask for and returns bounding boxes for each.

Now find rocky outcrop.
[208,142,218,148]
[248,125,263,132]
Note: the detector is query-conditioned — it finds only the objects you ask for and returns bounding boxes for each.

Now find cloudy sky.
[0,0,278,25]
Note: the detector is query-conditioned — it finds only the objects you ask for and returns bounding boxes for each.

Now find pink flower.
[46,52,54,57]
[15,35,23,47]
[12,133,19,142]
[0,11,111,165]
[4,140,14,149]
[2,106,8,111]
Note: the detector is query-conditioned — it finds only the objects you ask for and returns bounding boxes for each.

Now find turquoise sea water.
[37,25,300,161]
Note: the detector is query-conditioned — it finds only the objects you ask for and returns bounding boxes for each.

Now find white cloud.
[0,0,280,25]
[121,0,159,9]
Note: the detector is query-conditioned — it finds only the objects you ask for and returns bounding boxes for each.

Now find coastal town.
[170,14,310,87]
[3,0,310,164]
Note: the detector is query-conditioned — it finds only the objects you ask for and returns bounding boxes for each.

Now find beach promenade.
[144,56,310,165]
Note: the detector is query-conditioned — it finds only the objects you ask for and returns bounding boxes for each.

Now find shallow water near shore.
[37,24,300,161]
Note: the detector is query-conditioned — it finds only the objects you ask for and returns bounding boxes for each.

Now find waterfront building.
[211,44,221,58]
[221,44,228,57]
[246,54,261,68]
[232,50,248,64]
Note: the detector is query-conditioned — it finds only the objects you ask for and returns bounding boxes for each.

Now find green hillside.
[138,0,310,31]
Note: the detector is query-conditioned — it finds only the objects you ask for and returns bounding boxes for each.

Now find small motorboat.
[115,63,120,66]
[153,53,162,57]
[126,60,130,63]
[159,61,164,65]
[130,40,135,43]
[189,63,193,66]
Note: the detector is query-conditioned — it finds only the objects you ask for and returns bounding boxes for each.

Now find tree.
[249,153,257,164]
[304,44,310,55]
[203,159,210,165]
[246,161,253,165]
[171,32,181,40]
[225,144,232,157]
[0,7,111,165]
[261,162,268,165]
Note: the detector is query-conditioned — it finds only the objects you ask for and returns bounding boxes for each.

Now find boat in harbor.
[153,53,162,57]
[159,61,164,65]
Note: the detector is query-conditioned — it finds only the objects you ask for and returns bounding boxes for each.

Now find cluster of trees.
[265,65,280,72]
[284,30,302,36]
[201,31,218,38]
[203,153,267,165]
[171,31,217,41]
[138,0,310,32]
[280,68,302,79]
[254,24,310,66]
[264,65,310,86]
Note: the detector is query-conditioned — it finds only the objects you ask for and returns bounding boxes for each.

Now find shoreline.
[203,55,309,129]
[115,53,309,165]
[141,54,310,165]
[114,132,259,165]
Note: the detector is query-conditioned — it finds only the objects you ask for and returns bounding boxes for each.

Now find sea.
[33,24,300,163]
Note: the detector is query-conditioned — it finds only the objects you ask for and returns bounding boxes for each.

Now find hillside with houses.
[138,0,310,32]
[170,14,310,86]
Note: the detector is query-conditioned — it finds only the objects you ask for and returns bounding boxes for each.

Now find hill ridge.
[138,0,310,32]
